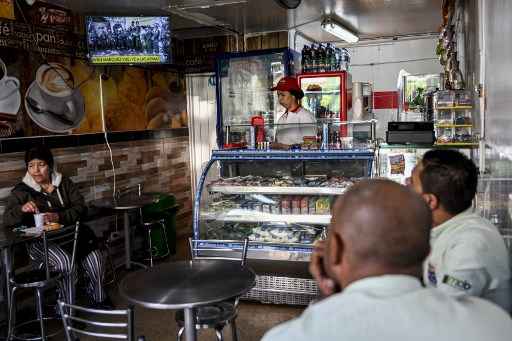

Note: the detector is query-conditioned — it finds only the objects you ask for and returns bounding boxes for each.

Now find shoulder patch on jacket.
[442,274,472,291]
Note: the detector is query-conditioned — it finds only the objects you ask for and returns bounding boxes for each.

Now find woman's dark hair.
[25,146,54,170]
[420,149,478,215]
[289,89,305,100]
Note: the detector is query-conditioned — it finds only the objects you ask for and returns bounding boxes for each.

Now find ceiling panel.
[48,0,442,40]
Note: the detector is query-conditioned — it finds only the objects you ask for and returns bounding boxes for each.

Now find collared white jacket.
[424,209,511,312]
[275,107,316,145]
[262,275,512,341]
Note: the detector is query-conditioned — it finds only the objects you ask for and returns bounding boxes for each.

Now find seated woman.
[3,146,110,308]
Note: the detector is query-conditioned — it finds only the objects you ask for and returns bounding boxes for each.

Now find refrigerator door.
[298,71,351,136]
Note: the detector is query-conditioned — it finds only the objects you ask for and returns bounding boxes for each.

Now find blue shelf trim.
[196,240,313,253]
[211,149,375,161]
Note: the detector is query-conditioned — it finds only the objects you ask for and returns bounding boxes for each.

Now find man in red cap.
[271,76,316,148]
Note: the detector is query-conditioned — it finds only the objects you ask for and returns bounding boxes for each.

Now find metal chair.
[57,300,146,341]
[175,238,249,341]
[8,222,80,341]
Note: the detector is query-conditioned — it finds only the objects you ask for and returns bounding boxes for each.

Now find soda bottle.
[318,44,326,72]
[310,43,318,73]
[301,45,309,73]
[325,43,333,71]
[334,47,342,71]
[329,44,337,72]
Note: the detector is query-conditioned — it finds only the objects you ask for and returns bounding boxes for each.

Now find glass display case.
[215,48,300,148]
[193,149,374,304]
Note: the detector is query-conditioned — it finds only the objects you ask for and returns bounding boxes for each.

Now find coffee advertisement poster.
[0,2,187,138]
[0,48,186,138]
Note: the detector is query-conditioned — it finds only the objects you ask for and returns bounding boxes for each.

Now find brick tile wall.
[0,136,193,237]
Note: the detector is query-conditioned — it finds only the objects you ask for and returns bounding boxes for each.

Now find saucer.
[25,81,85,133]
[0,88,21,115]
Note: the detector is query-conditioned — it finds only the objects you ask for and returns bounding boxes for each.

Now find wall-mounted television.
[85,16,172,65]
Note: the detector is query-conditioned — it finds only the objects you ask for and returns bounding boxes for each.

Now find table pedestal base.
[184,307,197,341]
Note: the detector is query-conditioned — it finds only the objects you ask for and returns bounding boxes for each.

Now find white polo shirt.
[275,107,316,145]
[424,209,511,312]
[262,275,512,341]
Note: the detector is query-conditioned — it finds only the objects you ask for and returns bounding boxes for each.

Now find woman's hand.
[21,201,39,213]
[309,240,336,297]
[43,213,60,224]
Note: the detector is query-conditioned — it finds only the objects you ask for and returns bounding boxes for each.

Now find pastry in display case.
[194,149,374,305]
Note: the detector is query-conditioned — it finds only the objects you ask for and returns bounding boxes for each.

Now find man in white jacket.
[263,180,512,341]
[408,149,511,312]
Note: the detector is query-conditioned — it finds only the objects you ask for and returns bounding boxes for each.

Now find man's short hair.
[420,149,478,215]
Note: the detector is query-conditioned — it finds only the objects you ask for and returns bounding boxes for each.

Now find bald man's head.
[325,179,432,285]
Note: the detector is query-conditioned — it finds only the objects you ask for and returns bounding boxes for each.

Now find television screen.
[85,16,171,65]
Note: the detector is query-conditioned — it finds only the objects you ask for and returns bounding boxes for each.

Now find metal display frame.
[193,148,374,305]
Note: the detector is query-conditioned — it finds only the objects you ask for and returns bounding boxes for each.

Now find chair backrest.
[58,300,141,341]
[41,221,80,280]
[189,238,249,267]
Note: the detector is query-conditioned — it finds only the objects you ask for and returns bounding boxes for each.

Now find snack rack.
[434,90,478,146]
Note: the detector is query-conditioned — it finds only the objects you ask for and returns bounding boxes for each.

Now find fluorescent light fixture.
[321,17,359,43]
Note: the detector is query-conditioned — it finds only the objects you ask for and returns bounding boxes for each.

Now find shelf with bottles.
[300,43,351,74]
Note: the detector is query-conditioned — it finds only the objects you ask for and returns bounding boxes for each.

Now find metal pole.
[124,211,131,270]
[184,307,196,341]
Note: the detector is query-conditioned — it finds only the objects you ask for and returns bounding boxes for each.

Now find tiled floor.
[73,275,304,341]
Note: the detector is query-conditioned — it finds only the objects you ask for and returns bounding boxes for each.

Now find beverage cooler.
[215,48,300,149]
[298,71,352,136]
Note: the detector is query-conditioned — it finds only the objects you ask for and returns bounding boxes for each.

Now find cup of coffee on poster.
[35,63,76,119]
[0,57,20,102]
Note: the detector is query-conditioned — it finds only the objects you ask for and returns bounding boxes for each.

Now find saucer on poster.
[25,81,85,133]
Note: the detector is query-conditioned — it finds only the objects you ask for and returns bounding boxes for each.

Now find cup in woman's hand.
[34,213,45,228]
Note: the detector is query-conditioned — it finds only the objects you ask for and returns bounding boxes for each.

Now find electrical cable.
[99,72,116,199]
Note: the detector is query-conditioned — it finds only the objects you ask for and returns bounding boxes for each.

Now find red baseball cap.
[271,76,302,92]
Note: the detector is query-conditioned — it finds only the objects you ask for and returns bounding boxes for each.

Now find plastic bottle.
[318,44,326,72]
[334,47,342,71]
[310,43,318,73]
[325,43,333,71]
[301,45,309,73]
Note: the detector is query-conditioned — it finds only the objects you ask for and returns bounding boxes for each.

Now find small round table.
[91,192,163,270]
[119,260,256,341]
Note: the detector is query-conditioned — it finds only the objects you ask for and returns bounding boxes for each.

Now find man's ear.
[422,193,439,211]
[328,231,344,267]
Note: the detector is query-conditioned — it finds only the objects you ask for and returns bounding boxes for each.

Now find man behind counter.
[263,179,512,341]
[271,76,316,149]
[408,149,511,312]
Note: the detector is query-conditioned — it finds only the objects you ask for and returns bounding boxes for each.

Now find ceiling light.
[321,17,359,43]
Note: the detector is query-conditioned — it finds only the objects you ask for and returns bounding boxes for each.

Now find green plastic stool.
[142,194,179,259]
